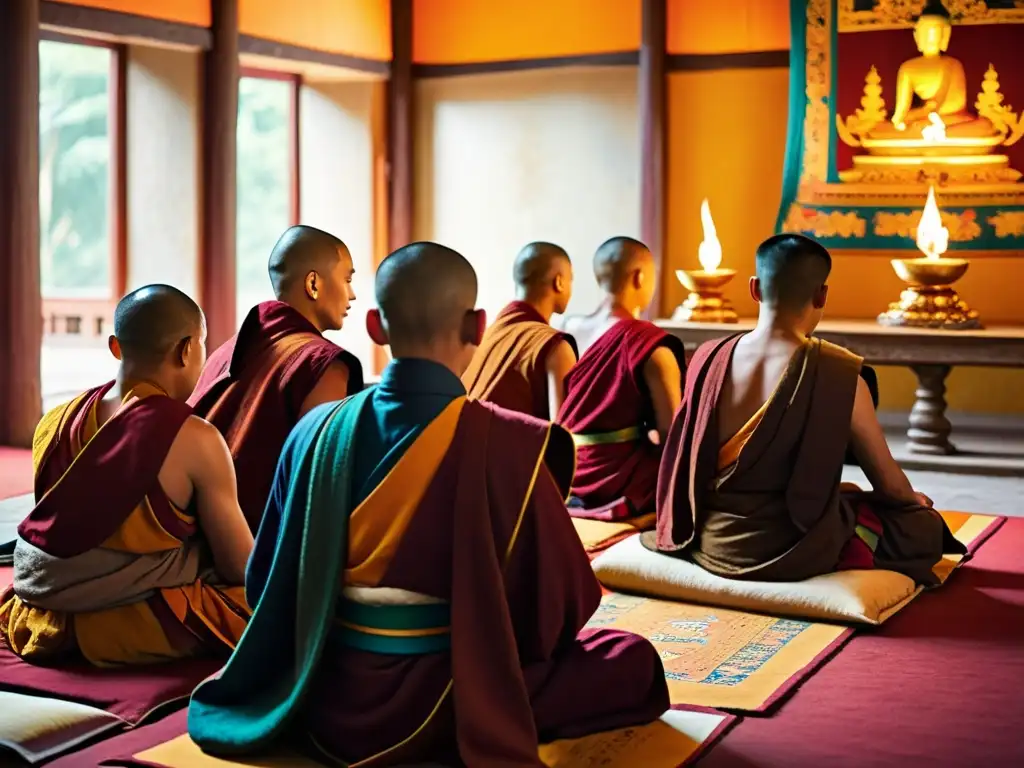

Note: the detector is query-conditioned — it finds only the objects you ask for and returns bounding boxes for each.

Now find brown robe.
[651,333,964,585]
[462,301,578,420]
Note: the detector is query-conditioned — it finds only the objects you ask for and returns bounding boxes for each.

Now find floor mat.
[587,593,850,712]
[0,566,222,763]
[40,707,736,768]
[697,518,1024,768]
[0,448,32,501]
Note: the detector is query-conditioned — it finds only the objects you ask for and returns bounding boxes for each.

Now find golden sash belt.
[571,426,643,447]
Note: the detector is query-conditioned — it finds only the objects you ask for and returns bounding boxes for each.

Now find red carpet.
[698,518,1024,768]
[0,447,32,499]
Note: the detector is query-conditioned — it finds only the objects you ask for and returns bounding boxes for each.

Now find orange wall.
[664,67,1024,414]
[64,0,210,26]
[239,0,390,60]
[412,0,641,63]
[667,0,789,54]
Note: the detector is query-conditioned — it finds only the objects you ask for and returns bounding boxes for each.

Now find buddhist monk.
[187,242,669,767]
[188,225,364,532]
[0,286,252,667]
[558,237,686,522]
[462,241,578,418]
[650,234,965,585]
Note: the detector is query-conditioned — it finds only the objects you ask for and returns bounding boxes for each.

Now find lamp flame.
[698,198,723,272]
[916,186,949,260]
[921,112,946,142]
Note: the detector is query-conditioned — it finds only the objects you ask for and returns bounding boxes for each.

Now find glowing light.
[698,198,723,272]
[916,186,949,260]
[921,112,946,142]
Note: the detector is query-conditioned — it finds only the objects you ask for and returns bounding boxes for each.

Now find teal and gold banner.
[777,0,1024,254]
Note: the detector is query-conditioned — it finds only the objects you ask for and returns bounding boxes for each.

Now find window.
[39,39,114,298]
[236,71,299,324]
[39,38,120,412]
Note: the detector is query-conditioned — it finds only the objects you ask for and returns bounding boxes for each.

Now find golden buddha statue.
[867,0,996,140]
[835,0,1024,184]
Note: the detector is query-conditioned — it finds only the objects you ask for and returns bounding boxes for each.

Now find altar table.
[657,319,1024,456]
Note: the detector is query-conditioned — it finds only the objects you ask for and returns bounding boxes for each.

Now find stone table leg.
[907,364,955,455]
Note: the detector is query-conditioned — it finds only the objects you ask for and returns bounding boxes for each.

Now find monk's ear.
[305,271,319,301]
[177,337,193,367]
[553,272,565,293]
[461,309,486,346]
[633,268,644,290]
[366,309,389,346]
[813,284,828,310]
[108,335,122,361]
[749,277,762,304]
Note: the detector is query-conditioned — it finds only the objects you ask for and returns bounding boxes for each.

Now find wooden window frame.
[38,31,127,300]
[239,67,302,226]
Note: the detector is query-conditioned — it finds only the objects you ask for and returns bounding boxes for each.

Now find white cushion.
[591,535,921,625]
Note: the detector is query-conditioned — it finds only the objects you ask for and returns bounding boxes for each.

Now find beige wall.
[300,80,380,371]
[413,66,641,323]
[125,45,201,296]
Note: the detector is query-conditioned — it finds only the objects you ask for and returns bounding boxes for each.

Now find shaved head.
[113,284,204,365]
[755,234,832,311]
[267,225,350,298]
[513,242,569,292]
[375,242,477,345]
[593,236,652,292]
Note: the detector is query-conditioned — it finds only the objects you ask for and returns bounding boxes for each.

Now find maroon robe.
[557,319,686,520]
[188,301,363,531]
[305,401,670,766]
[652,334,965,585]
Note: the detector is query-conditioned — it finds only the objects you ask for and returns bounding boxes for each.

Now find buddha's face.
[914,17,951,56]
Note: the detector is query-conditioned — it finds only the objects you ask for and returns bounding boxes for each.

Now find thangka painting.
[776,0,1024,254]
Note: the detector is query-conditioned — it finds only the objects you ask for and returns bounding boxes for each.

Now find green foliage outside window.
[39,40,111,298]
[236,76,291,319]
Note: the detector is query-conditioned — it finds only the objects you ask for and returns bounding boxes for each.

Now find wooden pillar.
[387,0,414,252]
[200,0,239,350]
[639,0,667,319]
[0,0,42,447]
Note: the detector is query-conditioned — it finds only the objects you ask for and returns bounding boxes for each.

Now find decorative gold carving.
[839,161,1022,184]
[987,210,1024,236]
[782,206,868,238]
[836,66,887,147]
[975,64,1024,146]
[797,0,833,200]
[873,209,982,240]
[840,0,1024,32]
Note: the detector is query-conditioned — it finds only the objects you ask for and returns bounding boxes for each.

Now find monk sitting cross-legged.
[558,237,687,523]
[0,286,252,668]
[189,225,364,532]
[648,234,965,584]
[462,241,578,419]
[187,242,669,767]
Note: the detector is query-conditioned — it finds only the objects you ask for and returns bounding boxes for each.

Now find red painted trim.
[640,0,666,320]
[290,75,301,225]
[387,0,413,252]
[199,0,239,350]
[110,44,127,298]
[238,65,297,82]
[239,67,302,226]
